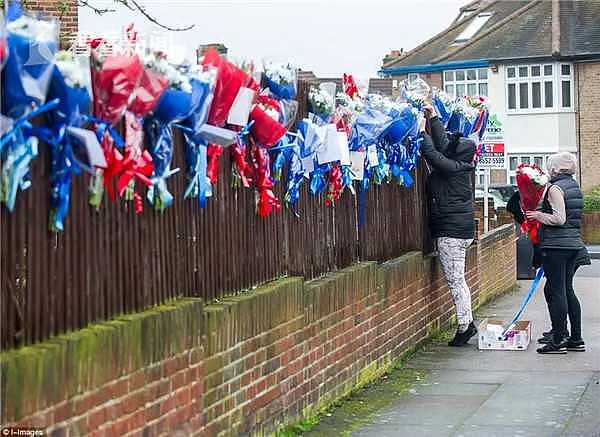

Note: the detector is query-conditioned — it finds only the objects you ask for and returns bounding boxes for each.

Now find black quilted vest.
[539,174,584,250]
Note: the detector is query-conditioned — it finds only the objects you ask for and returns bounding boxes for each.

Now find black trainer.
[537,335,553,344]
[448,322,477,347]
[565,338,585,352]
[537,340,567,354]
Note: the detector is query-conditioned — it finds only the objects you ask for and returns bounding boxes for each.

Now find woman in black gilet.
[525,152,587,354]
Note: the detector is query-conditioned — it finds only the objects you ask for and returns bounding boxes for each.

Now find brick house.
[381,0,600,191]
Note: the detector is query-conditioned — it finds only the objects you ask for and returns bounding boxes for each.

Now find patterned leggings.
[437,237,474,326]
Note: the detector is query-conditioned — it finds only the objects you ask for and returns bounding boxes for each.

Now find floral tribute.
[1,11,496,231]
[516,163,549,244]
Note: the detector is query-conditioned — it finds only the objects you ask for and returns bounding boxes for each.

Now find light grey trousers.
[437,237,474,327]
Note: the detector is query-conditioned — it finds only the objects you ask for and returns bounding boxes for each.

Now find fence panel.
[1,79,431,350]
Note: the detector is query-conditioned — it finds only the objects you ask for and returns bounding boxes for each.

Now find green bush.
[584,186,600,212]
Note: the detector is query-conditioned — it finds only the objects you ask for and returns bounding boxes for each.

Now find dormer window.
[455,12,493,43]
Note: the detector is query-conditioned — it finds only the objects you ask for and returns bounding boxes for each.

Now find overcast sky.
[78,0,466,80]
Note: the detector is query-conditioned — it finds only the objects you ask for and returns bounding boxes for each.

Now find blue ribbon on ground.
[502,267,545,337]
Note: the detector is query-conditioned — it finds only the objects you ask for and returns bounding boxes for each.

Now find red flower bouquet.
[122,67,169,213]
[201,48,258,127]
[88,45,143,208]
[516,163,549,244]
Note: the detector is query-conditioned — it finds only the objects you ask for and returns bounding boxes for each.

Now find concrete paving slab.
[308,261,600,437]
[455,424,564,437]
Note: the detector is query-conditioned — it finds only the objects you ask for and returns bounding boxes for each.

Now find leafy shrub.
[584,186,600,212]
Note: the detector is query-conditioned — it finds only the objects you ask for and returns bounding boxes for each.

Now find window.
[507,154,550,184]
[455,12,493,43]
[506,63,573,113]
[532,82,541,108]
[559,64,573,108]
[443,67,489,98]
[519,83,528,108]
[408,73,420,83]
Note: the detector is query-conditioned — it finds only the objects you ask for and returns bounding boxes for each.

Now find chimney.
[197,43,228,63]
[383,48,405,66]
[551,0,560,57]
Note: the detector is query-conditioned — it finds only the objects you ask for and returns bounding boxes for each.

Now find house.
[380,0,600,190]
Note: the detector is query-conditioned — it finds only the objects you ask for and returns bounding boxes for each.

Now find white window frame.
[442,67,488,98]
[505,62,574,114]
[455,12,493,43]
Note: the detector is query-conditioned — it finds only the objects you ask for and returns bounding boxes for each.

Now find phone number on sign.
[479,157,505,168]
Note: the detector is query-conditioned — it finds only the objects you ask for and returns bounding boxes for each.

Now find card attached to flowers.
[350,151,366,180]
[227,86,256,127]
[317,124,350,165]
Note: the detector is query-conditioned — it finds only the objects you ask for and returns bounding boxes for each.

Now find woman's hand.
[525,210,541,221]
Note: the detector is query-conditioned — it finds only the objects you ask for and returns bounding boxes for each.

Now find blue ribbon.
[1,99,61,211]
[175,123,210,209]
[82,115,125,149]
[502,267,545,337]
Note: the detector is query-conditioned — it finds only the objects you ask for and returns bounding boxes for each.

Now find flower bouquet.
[264,61,296,100]
[309,87,334,122]
[252,139,281,218]
[1,2,59,211]
[119,53,170,213]
[399,77,430,110]
[176,68,217,208]
[145,55,203,211]
[342,73,359,99]
[382,103,419,146]
[516,163,549,244]
[250,99,287,148]
[2,2,58,118]
[447,96,484,138]
[431,87,455,125]
[201,48,259,127]
[46,51,95,230]
[87,41,143,208]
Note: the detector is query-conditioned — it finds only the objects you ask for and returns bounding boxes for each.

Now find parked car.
[490,184,517,203]
[475,189,507,209]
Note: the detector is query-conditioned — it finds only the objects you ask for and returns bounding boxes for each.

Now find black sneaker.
[542,329,553,337]
[537,335,553,344]
[448,322,477,347]
[565,338,586,352]
[537,340,567,354]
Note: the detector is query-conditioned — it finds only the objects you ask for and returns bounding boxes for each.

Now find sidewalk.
[308,261,600,437]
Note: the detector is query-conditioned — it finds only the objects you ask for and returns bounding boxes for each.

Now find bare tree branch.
[79,0,195,32]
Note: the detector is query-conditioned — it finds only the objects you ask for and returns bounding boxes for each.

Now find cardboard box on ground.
[478,319,531,351]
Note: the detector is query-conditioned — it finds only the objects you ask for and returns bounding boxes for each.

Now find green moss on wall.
[1,298,203,423]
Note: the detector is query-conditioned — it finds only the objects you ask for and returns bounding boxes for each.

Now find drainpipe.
[576,65,583,186]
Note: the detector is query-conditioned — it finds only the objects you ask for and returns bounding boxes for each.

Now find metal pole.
[483,168,490,234]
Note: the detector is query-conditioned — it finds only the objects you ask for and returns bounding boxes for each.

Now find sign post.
[479,114,505,234]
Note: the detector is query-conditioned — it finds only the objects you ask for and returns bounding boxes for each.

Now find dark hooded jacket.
[422,117,476,240]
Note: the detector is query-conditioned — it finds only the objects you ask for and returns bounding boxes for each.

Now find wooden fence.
[1,81,430,350]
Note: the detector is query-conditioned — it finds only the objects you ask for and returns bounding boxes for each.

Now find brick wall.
[2,226,516,436]
[582,211,600,244]
[577,62,600,191]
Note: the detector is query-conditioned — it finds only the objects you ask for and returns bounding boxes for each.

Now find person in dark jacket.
[525,152,587,354]
[421,105,478,346]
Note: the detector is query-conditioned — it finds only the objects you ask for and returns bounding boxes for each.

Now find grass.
[275,326,455,437]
